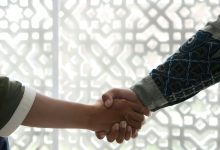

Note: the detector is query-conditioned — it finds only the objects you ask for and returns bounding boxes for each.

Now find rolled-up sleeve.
[0,76,36,137]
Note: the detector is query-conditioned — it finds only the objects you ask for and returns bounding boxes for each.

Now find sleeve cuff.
[203,15,220,40]
[130,76,167,111]
[0,87,36,137]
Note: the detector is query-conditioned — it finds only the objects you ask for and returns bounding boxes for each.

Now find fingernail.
[127,126,132,132]
[142,120,146,125]
[114,123,119,131]
[106,100,111,107]
[128,127,132,137]
[133,130,138,138]
[121,121,127,128]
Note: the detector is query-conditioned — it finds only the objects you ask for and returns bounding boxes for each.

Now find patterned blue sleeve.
[150,30,220,110]
[131,16,220,111]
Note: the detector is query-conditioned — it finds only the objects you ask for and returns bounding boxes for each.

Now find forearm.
[131,15,220,111]
[0,77,92,135]
[22,93,94,130]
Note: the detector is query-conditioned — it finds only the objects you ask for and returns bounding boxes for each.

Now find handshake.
[21,88,150,144]
[91,88,150,143]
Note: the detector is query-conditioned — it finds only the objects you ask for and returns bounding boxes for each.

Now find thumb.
[102,91,114,108]
[102,88,136,108]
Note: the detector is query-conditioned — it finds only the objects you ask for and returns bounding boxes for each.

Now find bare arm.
[22,93,145,132]
[22,93,93,130]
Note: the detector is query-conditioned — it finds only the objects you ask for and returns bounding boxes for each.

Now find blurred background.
[0,0,220,149]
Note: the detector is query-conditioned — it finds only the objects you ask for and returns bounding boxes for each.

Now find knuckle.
[96,135,102,139]
[95,132,104,139]
[139,106,144,112]
[124,113,129,121]
[116,138,123,144]
[125,112,131,120]
[122,100,130,110]
[125,137,130,141]
[111,88,117,94]
[107,137,115,143]
[102,93,108,99]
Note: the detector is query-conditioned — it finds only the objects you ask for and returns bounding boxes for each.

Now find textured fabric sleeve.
[0,76,36,136]
[131,15,220,111]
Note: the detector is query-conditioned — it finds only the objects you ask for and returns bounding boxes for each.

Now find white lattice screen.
[0,0,220,149]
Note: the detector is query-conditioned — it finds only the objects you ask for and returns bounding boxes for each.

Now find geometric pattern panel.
[0,0,54,95]
[1,0,219,149]
[0,0,55,149]
[59,0,220,149]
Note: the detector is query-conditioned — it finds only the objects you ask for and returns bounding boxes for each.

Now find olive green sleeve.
[0,76,36,136]
[0,76,24,129]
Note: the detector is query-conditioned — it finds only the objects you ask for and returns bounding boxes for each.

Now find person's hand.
[95,88,150,143]
[89,99,145,132]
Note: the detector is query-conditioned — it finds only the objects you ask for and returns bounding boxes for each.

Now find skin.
[95,88,150,143]
[22,93,146,132]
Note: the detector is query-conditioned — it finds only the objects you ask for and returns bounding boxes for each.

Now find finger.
[124,106,145,129]
[129,111,145,122]
[95,131,107,139]
[102,91,114,108]
[124,126,132,141]
[141,107,151,116]
[129,102,146,114]
[116,121,127,144]
[106,123,119,142]
[132,128,138,138]
[142,119,146,125]
[127,119,142,129]
[105,88,138,102]
[112,88,138,102]
[125,115,143,129]
[113,90,151,116]
[102,88,131,108]
[130,103,151,118]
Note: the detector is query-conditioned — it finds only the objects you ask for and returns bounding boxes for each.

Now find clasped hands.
[92,88,150,143]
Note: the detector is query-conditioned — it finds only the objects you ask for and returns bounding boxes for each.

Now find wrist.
[73,103,101,131]
[79,104,95,130]
[86,103,110,131]
[66,103,95,130]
